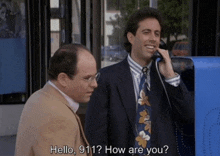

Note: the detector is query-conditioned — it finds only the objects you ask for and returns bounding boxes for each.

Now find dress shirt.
[48,81,79,113]
[127,54,180,102]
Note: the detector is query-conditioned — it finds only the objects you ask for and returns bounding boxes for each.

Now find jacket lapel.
[74,114,90,145]
[116,58,137,134]
[70,110,92,156]
[148,62,164,122]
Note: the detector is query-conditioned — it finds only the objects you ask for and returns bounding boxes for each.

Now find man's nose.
[149,33,156,41]
[90,79,98,88]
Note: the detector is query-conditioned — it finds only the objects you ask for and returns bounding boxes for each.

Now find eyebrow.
[142,29,150,32]
[141,29,161,33]
[82,72,98,78]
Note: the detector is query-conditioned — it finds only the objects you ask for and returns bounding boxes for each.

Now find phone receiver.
[152,40,166,61]
[152,51,163,60]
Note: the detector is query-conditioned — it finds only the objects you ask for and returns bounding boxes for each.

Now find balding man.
[15,44,98,156]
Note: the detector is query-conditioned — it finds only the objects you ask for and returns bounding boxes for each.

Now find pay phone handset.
[152,50,163,60]
[152,39,167,61]
[153,41,172,111]
[152,41,188,137]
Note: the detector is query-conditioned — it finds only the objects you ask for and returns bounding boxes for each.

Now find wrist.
[165,72,178,79]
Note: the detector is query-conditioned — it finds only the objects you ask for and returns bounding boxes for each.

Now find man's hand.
[156,48,176,79]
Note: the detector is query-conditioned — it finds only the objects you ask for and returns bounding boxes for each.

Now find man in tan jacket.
[15,44,98,156]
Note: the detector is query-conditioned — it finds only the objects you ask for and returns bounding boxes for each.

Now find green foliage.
[107,0,190,46]
[158,0,190,39]
[108,0,149,45]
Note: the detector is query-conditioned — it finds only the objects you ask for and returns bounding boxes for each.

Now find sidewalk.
[0,135,16,156]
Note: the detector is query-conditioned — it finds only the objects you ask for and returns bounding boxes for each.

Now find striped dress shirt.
[127,54,180,102]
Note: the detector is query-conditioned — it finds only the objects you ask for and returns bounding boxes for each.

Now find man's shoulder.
[23,87,77,123]
[25,89,45,103]
[24,85,67,112]
[96,58,132,85]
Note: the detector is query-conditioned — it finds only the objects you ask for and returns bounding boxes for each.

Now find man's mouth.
[145,45,156,53]
[87,91,94,95]
[146,45,155,49]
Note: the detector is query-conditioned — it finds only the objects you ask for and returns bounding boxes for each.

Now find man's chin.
[82,97,91,103]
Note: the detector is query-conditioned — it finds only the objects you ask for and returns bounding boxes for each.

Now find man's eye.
[143,31,149,34]
[84,77,91,80]
[155,32,160,37]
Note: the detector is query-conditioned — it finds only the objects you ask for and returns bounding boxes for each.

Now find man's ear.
[127,32,134,45]
[57,72,68,87]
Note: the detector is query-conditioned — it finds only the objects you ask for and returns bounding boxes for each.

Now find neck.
[130,53,152,67]
[50,80,66,93]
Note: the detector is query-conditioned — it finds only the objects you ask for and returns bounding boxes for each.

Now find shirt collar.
[127,54,152,75]
[48,80,79,113]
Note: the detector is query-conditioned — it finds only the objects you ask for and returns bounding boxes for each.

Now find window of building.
[50,0,81,56]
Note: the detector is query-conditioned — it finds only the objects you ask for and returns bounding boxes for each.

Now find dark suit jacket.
[85,58,194,156]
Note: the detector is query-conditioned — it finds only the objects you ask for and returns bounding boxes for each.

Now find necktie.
[134,67,151,155]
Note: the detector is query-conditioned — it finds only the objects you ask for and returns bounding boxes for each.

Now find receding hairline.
[77,48,95,63]
[74,48,96,74]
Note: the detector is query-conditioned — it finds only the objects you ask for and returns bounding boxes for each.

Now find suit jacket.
[85,58,194,156]
[15,83,92,156]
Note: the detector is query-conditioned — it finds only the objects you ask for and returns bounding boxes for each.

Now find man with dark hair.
[85,7,194,156]
[15,43,98,156]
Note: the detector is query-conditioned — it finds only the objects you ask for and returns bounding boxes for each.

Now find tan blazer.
[15,83,92,156]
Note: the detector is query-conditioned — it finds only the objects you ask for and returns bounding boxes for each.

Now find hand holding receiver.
[155,48,175,79]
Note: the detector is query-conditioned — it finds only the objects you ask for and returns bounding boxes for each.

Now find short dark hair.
[123,7,164,53]
[48,43,90,80]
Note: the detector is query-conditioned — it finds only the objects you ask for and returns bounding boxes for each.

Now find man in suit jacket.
[15,44,98,156]
[85,7,194,156]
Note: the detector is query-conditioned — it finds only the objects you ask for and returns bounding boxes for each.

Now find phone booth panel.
[172,57,220,156]
[192,57,220,156]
